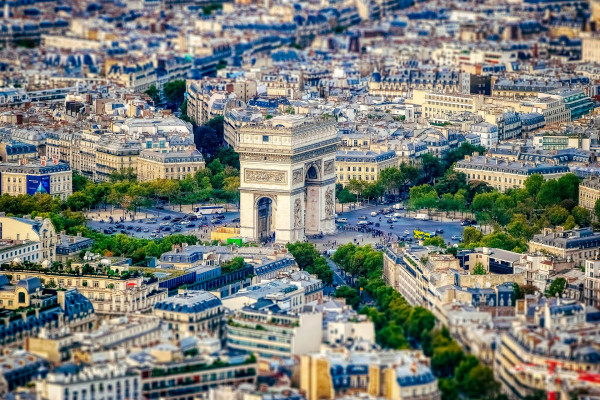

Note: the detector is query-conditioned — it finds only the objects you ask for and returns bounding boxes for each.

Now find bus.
[194,205,226,215]
[413,230,436,240]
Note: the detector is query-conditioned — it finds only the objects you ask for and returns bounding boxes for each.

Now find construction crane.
[513,360,600,400]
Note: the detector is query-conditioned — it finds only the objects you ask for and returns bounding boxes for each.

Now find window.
[18,292,25,303]
[262,135,269,142]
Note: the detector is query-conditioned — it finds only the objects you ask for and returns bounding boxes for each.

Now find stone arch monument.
[230,113,338,243]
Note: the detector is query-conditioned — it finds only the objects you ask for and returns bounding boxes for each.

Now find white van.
[415,213,429,220]
[357,220,368,226]
[336,218,348,223]
[370,212,378,217]
[393,212,402,217]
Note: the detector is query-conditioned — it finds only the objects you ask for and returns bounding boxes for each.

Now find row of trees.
[329,243,502,400]
[66,147,241,213]
[409,167,593,253]
[336,142,486,206]
[286,242,334,285]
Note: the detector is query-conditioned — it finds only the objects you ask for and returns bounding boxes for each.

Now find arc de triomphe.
[228,113,338,243]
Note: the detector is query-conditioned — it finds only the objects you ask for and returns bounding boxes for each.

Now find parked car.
[187,214,198,221]
[231,217,240,223]
[186,223,195,228]
[163,215,171,221]
[451,235,461,240]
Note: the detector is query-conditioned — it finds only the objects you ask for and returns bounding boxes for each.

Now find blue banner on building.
[26,175,50,196]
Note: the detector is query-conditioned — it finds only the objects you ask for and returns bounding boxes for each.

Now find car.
[393,212,402,217]
[404,230,410,235]
[103,229,113,234]
[335,218,348,223]
[187,214,198,221]
[387,218,393,223]
[460,219,470,226]
[172,217,183,223]
[213,220,222,225]
[126,226,133,230]
[370,212,378,217]
[357,220,368,226]
[375,223,380,228]
[160,226,172,232]
[451,235,461,240]
[173,227,182,232]
[436,228,444,234]
[163,215,171,221]
[150,232,157,237]
[390,217,397,222]
[215,214,225,220]
[143,228,149,232]
[231,217,240,223]
[135,227,142,232]
[358,216,367,220]
[120,229,127,234]
[115,224,125,229]
[146,219,156,224]
[186,223,195,228]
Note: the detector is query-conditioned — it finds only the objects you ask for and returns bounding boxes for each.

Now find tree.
[409,184,438,211]
[163,80,186,107]
[334,285,361,309]
[594,198,600,222]
[461,365,500,399]
[524,174,545,197]
[423,236,446,248]
[432,341,464,378]
[563,215,576,230]
[406,307,436,341]
[462,227,483,246]
[546,205,570,226]
[421,153,444,181]
[537,179,561,207]
[144,85,160,104]
[557,173,580,202]
[472,262,487,275]
[546,277,567,298]
[514,283,538,300]
[571,206,591,227]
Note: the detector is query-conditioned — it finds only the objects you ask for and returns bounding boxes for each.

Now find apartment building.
[153,290,224,339]
[136,149,205,181]
[412,90,484,119]
[36,363,141,400]
[3,266,167,315]
[520,96,570,125]
[94,139,140,182]
[186,79,255,125]
[300,347,440,400]
[262,71,304,100]
[221,271,324,312]
[496,296,600,399]
[469,122,498,148]
[0,141,37,163]
[0,159,72,200]
[583,259,600,308]
[335,149,398,186]
[0,215,57,263]
[579,177,600,212]
[529,227,600,263]
[581,33,600,63]
[129,348,257,400]
[227,306,322,358]
[547,88,594,121]
[0,276,95,347]
[383,245,523,324]
[455,155,569,192]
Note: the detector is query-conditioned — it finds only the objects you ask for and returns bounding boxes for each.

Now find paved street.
[86,207,241,240]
